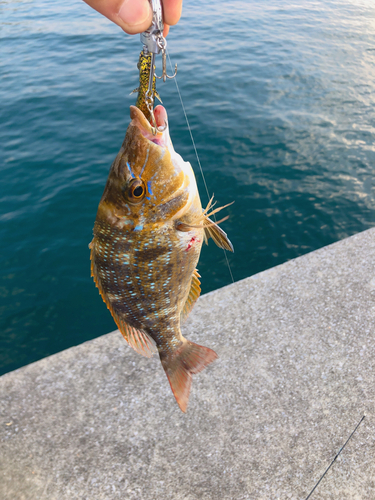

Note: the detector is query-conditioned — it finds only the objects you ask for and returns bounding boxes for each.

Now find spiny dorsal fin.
[203,217,234,252]
[90,241,156,358]
[180,269,201,323]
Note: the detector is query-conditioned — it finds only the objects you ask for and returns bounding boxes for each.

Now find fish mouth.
[129,105,172,150]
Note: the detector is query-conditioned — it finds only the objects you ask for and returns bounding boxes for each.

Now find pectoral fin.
[203,217,234,252]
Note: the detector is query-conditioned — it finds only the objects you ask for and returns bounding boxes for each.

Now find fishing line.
[304,415,365,500]
[166,50,235,284]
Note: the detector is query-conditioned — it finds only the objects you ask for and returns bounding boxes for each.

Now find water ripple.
[1,0,375,374]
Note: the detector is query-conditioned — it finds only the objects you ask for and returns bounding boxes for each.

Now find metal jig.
[139,0,177,134]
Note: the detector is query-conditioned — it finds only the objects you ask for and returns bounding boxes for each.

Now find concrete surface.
[1,228,375,500]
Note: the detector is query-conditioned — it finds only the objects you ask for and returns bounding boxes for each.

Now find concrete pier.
[1,228,375,499]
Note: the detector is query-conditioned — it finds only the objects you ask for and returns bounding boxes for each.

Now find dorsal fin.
[90,243,156,358]
[203,217,234,252]
[181,269,201,323]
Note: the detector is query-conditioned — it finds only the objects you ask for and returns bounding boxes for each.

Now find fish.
[90,104,233,412]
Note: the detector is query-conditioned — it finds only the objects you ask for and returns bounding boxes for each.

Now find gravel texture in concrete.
[1,229,375,499]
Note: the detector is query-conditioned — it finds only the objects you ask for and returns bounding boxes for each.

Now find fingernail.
[118,0,150,27]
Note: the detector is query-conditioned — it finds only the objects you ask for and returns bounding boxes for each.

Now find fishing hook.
[155,36,178,82]
[139,0,177,134]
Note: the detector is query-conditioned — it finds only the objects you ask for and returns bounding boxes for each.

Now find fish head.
[97,105,201,231]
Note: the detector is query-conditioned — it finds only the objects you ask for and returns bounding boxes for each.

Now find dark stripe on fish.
[136,246,170,262]
[158,191,189,218]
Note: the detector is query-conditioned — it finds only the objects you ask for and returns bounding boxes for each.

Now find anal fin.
[181,269,201,323]
[118,320,157,359]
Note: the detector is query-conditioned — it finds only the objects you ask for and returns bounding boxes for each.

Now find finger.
[163,24,170,37]
[162,0,183,26]
[83,0,153,35]
[117,0,153,34]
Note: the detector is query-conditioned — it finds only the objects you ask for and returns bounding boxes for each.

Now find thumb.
[83,0,153,35]
[117,0,153,34]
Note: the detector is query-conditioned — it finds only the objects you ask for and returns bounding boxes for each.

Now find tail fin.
[161,340,218,412]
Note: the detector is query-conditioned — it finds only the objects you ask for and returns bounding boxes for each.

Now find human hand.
[83,0,183,36]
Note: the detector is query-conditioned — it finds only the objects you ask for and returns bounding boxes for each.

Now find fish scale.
[90,104,233,412]
[93,222,188,338]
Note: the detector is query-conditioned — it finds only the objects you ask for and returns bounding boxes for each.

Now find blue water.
[1,0,375,375]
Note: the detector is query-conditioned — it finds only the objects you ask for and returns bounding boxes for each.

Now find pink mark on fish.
[186,237,200,251]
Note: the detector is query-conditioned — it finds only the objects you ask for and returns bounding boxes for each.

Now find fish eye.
[133,185,143,197]
[125,179,146,203]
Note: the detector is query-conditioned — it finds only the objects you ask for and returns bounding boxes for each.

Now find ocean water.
[1,0,375,375]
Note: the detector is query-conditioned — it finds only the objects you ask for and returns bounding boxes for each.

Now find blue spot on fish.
[127,162,135,178]
[147,181,153,196]
[134,224,143,231]
[140,149,149,176]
